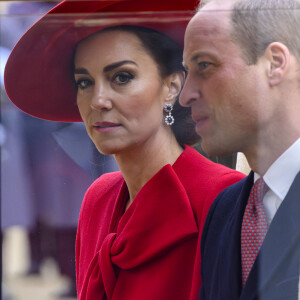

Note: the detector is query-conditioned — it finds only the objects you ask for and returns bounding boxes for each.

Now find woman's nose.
[90,85,113,111]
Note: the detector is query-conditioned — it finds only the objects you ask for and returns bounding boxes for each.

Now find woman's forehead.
[74,30,157,72]
[76,30,144,55]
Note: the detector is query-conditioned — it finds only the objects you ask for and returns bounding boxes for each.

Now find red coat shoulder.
[80,171,124,210]
[174,146,245,229]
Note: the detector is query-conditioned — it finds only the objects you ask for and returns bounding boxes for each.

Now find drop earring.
[164,103,174,126]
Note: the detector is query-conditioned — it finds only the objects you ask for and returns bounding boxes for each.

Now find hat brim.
[4,0,197,122]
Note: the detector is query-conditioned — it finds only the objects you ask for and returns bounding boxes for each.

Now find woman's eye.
[76,78,92,90]
[113,72,134,85]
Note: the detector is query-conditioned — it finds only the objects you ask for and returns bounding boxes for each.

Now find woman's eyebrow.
[74,68,89,75]
[74,60,137,75]
[103,60,137,72]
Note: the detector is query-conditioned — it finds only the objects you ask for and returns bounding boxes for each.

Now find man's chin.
[201,141,234,158]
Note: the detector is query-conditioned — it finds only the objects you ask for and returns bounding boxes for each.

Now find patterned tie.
[241,177,268,286]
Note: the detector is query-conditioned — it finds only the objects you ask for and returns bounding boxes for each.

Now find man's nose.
[179,74,199,107]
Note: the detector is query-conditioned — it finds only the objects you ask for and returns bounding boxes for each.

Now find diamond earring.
[164,103,174,126]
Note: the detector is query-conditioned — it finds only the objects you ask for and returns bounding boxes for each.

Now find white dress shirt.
[254,138,300,225]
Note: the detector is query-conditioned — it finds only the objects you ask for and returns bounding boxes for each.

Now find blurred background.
[0,2,119,299]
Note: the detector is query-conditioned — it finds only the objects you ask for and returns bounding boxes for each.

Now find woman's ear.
[164,71,185,104]
[265,42,290,86]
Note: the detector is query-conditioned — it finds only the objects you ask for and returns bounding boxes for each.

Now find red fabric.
[76,146,245,299]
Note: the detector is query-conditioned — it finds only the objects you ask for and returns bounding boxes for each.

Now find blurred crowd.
[0,2,118,299]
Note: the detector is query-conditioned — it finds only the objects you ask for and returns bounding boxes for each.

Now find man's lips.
[192,114,209,133]
[192,114,208,124]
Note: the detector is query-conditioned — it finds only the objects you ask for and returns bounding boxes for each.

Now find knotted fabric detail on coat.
[78,165,199,300]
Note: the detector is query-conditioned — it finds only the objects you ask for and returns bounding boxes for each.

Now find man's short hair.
[198,0,300,65]
[197,0,213,11]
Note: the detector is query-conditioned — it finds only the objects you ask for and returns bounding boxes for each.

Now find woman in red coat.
[4,0,245,299]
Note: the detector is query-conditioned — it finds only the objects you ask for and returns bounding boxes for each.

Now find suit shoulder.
[208,176,248,218]
[216,176,248,200]
[201,176,248,249]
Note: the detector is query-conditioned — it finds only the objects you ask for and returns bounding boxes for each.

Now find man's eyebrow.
[190,53,202,63]
[182,53,205,70]
[187,52,214,65]
[103,60,137,72]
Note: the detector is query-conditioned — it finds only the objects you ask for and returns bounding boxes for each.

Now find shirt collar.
[255,138,300,200]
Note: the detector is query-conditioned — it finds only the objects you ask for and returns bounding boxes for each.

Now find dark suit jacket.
[199,171,300,300]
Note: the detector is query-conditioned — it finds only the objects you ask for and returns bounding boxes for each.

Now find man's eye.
[76,78,92,90]
[113,72,134,85]
[198,62,211,71]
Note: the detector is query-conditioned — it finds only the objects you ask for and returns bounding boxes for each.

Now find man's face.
[180,6,269,157]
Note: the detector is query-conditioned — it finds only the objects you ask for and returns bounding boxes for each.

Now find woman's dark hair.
[80,25,200,146]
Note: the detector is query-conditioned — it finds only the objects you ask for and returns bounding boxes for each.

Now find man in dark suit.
[180,0,300,299]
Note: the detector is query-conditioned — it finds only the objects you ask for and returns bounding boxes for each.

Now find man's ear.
[164,71,185,104]
[265,42,290,86]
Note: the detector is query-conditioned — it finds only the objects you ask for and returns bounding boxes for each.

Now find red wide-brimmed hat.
[4,0,198,122]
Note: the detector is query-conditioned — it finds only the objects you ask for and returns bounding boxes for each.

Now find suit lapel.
[241,171,300,300]
[221,172,254,298]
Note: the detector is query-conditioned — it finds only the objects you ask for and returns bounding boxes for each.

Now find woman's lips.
[93,122,122,132]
